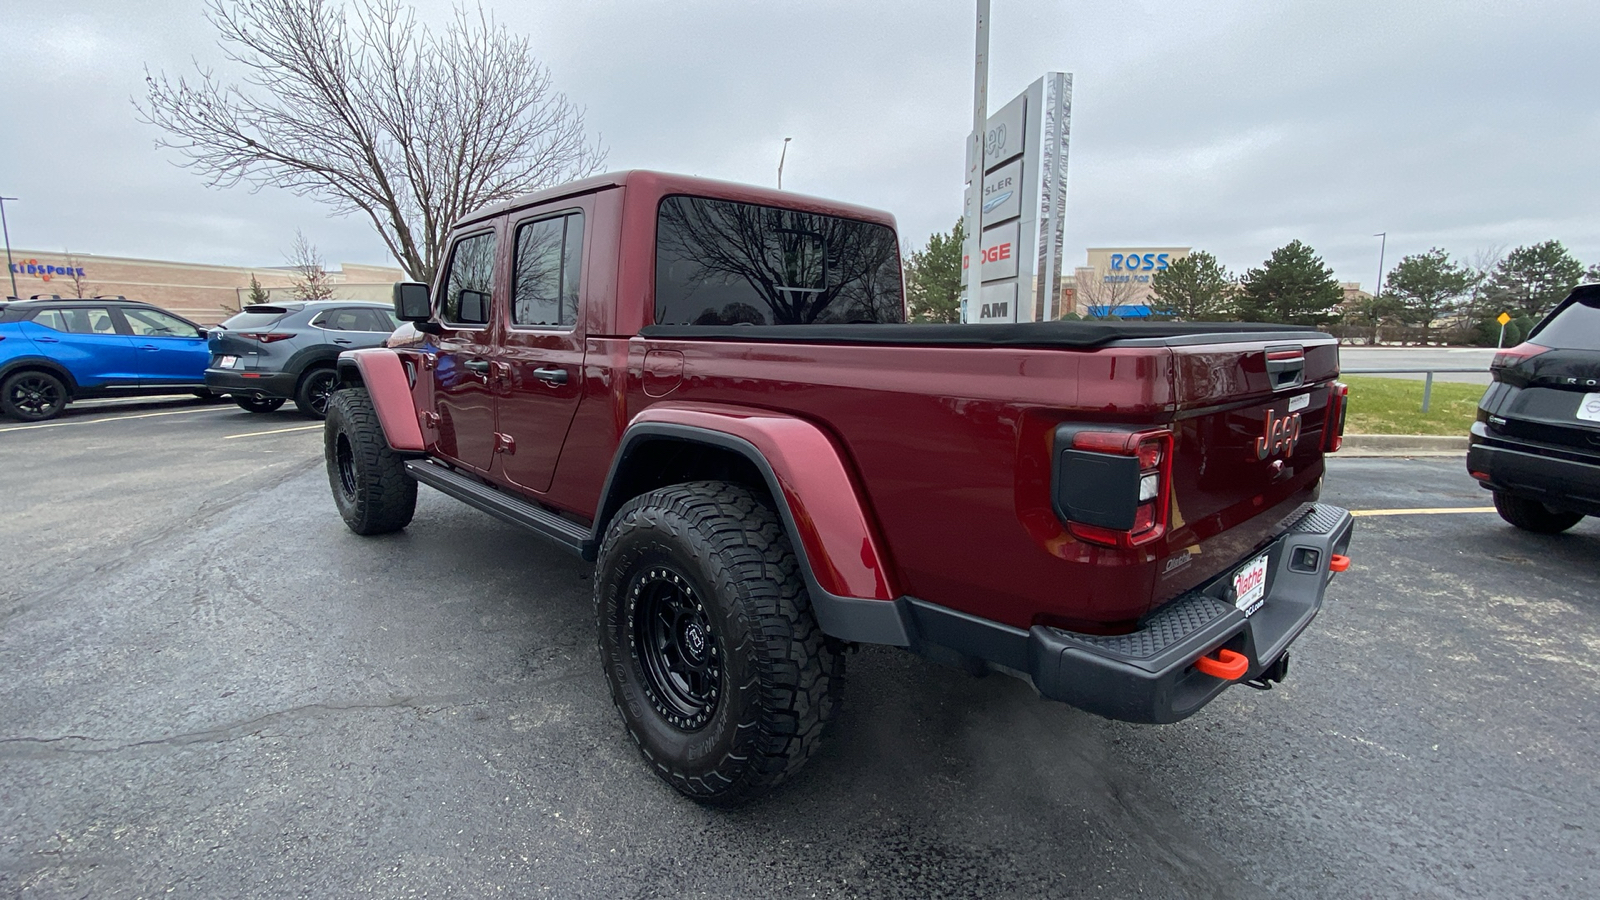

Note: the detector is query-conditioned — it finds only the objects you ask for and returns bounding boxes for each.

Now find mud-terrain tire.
[324,387,416,535]
[295,366,338,418]
[1,370,68,421]
[595,481,845,807]
[1493,491,1583,534]
[234,397,285,413]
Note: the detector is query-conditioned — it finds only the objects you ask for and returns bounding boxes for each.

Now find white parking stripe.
[223,424,323,440]
[0,405,225,433]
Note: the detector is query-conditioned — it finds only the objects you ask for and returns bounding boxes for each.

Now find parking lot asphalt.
[2,402,1596,899]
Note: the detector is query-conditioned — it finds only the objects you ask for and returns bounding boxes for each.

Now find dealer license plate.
[219,355,239,368]
[1577,393,1600,424]
[1233,554,1269,617]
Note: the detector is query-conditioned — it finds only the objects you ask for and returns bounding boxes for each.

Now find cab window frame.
[508,208,585,333]
[436,228,499,330]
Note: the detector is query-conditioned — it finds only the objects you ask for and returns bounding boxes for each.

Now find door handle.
[139,344,160,351]
[34,336,59,343]
[334,338,354,345]
[463,359,492,374]
[532,366,568,385]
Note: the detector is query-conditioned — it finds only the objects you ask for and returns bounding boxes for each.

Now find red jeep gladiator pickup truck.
[324,170,1354,805]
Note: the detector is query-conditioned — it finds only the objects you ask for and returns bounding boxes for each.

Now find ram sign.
[961,72,1073,324]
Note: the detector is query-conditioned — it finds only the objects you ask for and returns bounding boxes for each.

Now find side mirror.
[393,281,433,322]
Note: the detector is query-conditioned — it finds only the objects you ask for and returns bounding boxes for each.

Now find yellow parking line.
[223,424,323,440]
[0,405,222,433]
[1350,507,1495,517]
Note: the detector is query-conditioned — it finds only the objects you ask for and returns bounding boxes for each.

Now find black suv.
[207,301,398,417]
[1469,284,1600,533]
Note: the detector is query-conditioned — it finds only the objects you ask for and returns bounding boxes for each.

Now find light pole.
[777,137,792,189]
[0,196,17,300]
[1373,232,1387,300]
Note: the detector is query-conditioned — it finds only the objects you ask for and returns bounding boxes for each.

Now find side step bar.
[403,459,593,558]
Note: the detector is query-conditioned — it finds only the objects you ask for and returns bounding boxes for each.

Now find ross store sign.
[1110,252,1171,272]
[11,259,86,282]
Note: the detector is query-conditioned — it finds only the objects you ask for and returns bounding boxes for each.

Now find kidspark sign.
[11,259,86,283]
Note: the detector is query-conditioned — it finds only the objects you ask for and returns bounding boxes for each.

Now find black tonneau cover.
[640,320,1324,349]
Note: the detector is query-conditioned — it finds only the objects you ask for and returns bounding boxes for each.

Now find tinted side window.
[355,308,397,332]
[1534,299,1600,350]
[654,195,904,326]
[124,308,196,337]
[512,213,583,328]
[440,232,497,326]
[41,307,119,334]
[314,308,365,331]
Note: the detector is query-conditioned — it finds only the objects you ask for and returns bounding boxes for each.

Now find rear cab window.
[654,195,904,326]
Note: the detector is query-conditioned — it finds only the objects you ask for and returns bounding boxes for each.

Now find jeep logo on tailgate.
[1256,409,1302,460]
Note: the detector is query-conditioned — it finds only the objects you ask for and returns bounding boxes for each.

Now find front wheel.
[234,397,285,413]
[595,481,845,807]
[1,370,69,421]
[324,387,416,535]
[1493,491,1584,534]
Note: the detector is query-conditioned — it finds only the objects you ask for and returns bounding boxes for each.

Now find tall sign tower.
[961,72,1074,323]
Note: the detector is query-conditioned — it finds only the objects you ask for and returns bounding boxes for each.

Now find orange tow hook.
[1329,554,1351,572]
[1193,647,1249,681]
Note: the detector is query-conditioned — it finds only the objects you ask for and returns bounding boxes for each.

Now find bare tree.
[139,0,606,285]
[287,229,336,301]
[60,251,93,299]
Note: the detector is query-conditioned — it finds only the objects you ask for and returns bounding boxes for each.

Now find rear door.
[496,206,589,493]
[431,228,501,473]
[23,306,140,387]
[312,306,398,351]
[117,306,210,386]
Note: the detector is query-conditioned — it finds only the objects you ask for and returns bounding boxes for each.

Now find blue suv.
[0,298,212,421]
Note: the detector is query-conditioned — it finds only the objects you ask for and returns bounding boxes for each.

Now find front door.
[117,306,210,386]
[497,209,588,493]
[431,229,501,473]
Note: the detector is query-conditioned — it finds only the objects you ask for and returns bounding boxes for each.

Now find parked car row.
[0,297,398,422]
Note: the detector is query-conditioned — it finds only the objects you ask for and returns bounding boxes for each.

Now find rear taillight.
[1055,428,1173,549]
[1324,382,1348,453]
[1491,342,1551,369]
[237,332,294,343]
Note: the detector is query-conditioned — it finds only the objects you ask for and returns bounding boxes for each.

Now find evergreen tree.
[1236,240,1341,325]
[905,219,964,323]
[1148,251,1234,321]
[246,273,271,305]
[1482,240,1585,319]
[1384,248,1474,344]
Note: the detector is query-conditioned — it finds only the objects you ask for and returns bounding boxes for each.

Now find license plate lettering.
[1233,554,1269,616]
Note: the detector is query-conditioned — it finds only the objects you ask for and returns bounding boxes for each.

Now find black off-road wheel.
[234,397,285,413]
[595,481,845,807]
[1493,491,1584,534]
[324,387,417,535]
[295,366,339,418]
[1,370,68,421]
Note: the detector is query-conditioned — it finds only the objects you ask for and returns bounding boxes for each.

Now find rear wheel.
[234,397,285,413]
[595,481,845,807]
[1,370,69,422]
[325,387,416,535]
[295,366,339,418]
[1493,491,1584,534]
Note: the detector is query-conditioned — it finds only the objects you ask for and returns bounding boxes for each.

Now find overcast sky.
[3,0,1596,289]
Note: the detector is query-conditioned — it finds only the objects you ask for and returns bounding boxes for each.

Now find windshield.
[654,195,904,326]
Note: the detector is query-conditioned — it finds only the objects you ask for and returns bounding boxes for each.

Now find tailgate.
[1154,335,1341,606]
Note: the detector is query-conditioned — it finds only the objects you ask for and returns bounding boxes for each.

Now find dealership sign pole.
[0,196,17,300]
[963,1,991,324]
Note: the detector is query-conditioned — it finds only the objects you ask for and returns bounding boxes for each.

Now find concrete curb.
[1338,434,1468,457]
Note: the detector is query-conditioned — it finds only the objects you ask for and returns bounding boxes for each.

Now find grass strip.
[1342,375,1483,436]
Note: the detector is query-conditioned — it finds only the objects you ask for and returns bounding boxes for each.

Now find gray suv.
[206,301,399,417]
